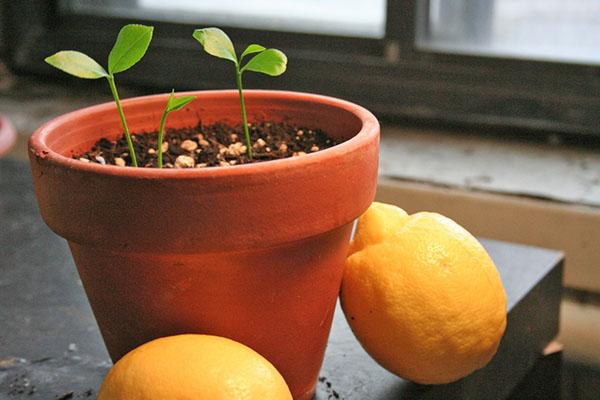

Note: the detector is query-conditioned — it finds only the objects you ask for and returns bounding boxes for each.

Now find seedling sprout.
[45,24,154,167]
[158,90,196,168]
[192,28,287,160]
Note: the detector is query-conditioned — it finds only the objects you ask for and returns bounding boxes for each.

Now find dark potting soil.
[75,122,338,168]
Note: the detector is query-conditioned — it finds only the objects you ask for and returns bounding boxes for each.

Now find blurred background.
[1,1,600,398]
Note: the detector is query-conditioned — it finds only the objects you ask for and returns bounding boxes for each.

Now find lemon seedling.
[157,90,196,168]
[192,27,287,160]
[45,24,154,167]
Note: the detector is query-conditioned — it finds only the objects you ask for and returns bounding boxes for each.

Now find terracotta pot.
[29,90,379,399]
[0,113,17,156]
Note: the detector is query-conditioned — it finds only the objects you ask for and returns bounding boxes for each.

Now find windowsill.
[379,125,600,208]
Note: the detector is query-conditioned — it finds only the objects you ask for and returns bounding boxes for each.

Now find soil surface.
[75,122,337,168]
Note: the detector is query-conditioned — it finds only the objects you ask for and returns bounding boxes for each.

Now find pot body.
[68,224,351,399]
[29,90,379,400]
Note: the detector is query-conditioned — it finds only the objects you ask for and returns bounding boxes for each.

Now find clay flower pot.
[29,90,379,399]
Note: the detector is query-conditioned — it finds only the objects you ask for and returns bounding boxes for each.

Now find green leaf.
[45,51,108,79]
[240,44,266,61]
[192,28,237,64]
[108,24,154,74]
[166,89,176,108]
[167,95,196,112]
[241,49,287,76]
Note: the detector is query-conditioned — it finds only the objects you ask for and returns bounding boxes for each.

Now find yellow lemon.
[97,334,292,400]
[341,202,507,384]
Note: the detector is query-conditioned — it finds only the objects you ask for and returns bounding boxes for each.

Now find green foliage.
[108,24,154,74]
[192,28,237,63]
[166,91,196,112]
[193,27,287,159]
[45,24,154,167]
[240,44,266,61]
[44,51,108,79]
[44,24,287,168]
[192,27,287,75]
[241,49,287,76]
[157,90,196,168]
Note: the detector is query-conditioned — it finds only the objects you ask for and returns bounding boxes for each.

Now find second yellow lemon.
[97,334,292,400]
[341,202,507,384]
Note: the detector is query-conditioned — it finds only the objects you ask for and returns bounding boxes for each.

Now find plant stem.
[107,75,138,167]
[235,68,253,160]
[157,110,168,168]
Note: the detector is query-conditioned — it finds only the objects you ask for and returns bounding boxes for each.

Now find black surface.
[0,157,588,400]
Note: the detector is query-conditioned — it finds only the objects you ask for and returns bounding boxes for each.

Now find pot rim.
[29,89,378,179]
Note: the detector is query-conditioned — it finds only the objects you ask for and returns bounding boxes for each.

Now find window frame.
[4,0,600,137]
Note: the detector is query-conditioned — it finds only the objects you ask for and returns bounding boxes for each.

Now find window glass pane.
[62,0,387,39]
[418,0,600,65]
